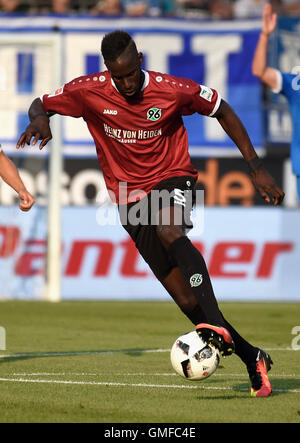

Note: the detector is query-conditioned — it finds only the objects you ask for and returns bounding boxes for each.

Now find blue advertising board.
[0,16,262,157]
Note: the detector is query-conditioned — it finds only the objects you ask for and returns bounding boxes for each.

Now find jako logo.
[103,109,118,115]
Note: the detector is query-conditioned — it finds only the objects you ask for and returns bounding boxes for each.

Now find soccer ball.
[170,331,220,380]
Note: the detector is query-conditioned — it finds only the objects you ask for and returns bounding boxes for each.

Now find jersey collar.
[110,70,149,94]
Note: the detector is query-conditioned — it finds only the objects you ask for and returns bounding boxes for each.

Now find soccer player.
[16,30,284,397]
[0,144,34,211]
[252,3,300,202]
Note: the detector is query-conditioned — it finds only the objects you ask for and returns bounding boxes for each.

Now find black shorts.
[119,175,196,282]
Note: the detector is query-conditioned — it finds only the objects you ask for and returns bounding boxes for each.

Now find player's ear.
[138,52,143,67]
[104,61,112,75]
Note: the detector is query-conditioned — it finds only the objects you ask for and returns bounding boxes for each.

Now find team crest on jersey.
[147,107,162,121]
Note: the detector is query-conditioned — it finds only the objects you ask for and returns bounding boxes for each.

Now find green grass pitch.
[0,301,299,423]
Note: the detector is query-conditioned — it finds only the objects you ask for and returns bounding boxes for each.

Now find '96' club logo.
[147,107,162,121]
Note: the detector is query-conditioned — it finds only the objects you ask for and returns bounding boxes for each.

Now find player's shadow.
[193,371,300,399]
[0,348,150,364]
[232,378,300,396]
[196,394,247,400]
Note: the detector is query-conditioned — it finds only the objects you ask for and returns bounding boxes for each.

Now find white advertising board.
[0,206,299,301]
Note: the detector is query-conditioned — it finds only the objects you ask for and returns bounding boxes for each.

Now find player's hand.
[16,115,52,150]
[18,189,35,211]
[250,168,284,206]
[262,3,277,36]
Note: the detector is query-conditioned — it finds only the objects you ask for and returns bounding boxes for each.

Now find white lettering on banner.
[63,33,243,144]
[0,47,19,139]
[279,32,300,72]
[283,159,298,209]
[134,34,183,73]
[64,34,183,143]
[64,33,106,142]
[268,110,292,143]
[65,33,106,82]
[191,35,242,141]
[0,31,249,149]
[0,44,55,142]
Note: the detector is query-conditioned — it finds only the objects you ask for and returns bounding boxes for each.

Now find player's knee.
[156,224,183,248]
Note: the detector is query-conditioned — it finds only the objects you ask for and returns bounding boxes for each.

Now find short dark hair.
[101,30,136,62]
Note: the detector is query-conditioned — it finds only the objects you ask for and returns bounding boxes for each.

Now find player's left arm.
[0,149,35,211]
[213,99,284,206]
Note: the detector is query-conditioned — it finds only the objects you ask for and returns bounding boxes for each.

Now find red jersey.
[42,70,221,204]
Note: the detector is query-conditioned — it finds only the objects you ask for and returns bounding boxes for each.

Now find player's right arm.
[16,79,84,150]
[252,3,279,90]
[16,98,52,150]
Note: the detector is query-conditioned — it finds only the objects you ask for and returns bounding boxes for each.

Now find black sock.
[220,312,258,365]
[168,236,225,326]
[180,303,258,366]
[181,304,207,325]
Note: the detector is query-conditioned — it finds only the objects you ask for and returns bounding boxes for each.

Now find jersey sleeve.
[272,70,299,100]
[41,81,84,118]
[176,79,221,117]
[281,72,300,101]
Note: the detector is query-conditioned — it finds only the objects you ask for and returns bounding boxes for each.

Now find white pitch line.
[7,372,300,378]
[9,372,178,377]
[265,348,296,351]
[0,377,299,394]
[0,377,229,390]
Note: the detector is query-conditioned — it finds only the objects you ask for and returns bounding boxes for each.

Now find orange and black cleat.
[195,323,235,357]
[247,349,273,397]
